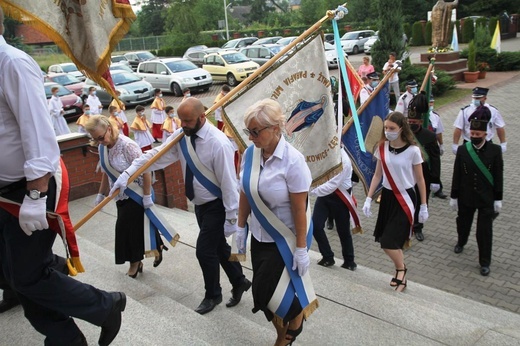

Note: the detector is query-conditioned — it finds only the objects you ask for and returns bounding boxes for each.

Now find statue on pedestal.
[431,0,459,48]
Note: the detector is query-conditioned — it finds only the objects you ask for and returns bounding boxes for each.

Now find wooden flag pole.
[341,66,399,135]
[419,58,435,94]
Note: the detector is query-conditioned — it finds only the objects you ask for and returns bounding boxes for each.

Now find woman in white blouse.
[86,115,165,277]
[237,99,314,346]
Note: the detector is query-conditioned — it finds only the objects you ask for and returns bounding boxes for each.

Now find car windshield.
[44,84,72,98]
[222,39,240,49]
[277,37,294,45]
[61,64,79,73]
[110,64,133,73]
[222,53,250,64]
[268,45,282,54]
[112,56,126,62]
[165,60,197,73]
[137,52,155,60]
[51,74,80,85]
[342,32,360,40]
[112,72,141,85]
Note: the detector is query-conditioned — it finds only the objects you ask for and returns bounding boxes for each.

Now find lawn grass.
[434,88,472,109]
[33,53,71,71]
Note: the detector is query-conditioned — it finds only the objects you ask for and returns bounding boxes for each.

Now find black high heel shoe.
[153,245,169,268]
[394,267,407,292]
[390,266,407,287]
[128,262,143,279]
[285,318,304,345]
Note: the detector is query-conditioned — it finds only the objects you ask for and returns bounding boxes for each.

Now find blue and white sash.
[243,145,318,320]
[99,145,179,257]
[179,134,222,199]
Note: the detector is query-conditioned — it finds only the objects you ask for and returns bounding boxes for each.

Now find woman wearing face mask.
[131,105,155,152]
[362,111,428,292]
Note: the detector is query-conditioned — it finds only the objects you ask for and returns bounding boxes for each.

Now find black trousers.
[194,198,245,299]
[0,208,113,345]
[312,193,354,262]
[413,183,431,233]
[456,203,494,267]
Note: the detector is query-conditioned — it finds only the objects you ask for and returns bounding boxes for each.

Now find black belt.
[0,179,26,197]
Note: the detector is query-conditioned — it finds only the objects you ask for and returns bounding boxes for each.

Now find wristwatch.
[26,189,47,200]
[226,218,237,225]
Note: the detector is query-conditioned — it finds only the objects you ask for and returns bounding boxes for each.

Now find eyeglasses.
[94,127,109,142]
[243,126,271,138]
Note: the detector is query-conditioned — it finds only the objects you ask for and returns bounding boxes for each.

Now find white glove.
[418,204,429,223]
[452,143,458,155]
[494,200,502,213]
[19,196,48,236]
[439,144,444,156]
[224,220,238,237]
[430,184,441,193]
[94,193,104,206]
[450,198,458,211]
[292,247,310,277]
[236,225,247,253]
[363,197,372,217]
[109,171,130,198]
[500,142,507,153]
[142,194,154,209]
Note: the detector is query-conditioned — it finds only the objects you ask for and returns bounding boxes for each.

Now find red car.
[46,73,86,97]
[44,82,83,122]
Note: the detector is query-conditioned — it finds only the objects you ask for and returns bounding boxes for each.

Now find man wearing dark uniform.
[407,95,441,241]
[450,116,503,276]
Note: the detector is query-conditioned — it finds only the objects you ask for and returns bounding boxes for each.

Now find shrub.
[467,40,477,72]
[475,17,487,29]
[411,21,424,46]
[398,63,455,97]
[494,52,520,71]
[489,17,498,36]
[461,19,474,43]
[424,21,432,46]
[474,25,491,50]
[403,23,412,43]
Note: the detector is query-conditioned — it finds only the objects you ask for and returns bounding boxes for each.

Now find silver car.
[136,58,213,96]
[82,70,154,106]
[340,30,375,54]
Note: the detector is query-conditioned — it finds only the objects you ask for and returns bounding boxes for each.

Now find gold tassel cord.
[66,259,78,276]
[71,257,85,273]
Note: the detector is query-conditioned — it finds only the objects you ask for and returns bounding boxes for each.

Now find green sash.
[465,142,494,186]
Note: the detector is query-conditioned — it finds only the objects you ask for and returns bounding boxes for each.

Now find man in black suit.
[450,117,503,276]
[408,94,441,242]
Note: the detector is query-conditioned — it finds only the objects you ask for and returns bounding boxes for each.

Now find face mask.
[410,123,421,132]
[186,93,191,97]
[470,137,484,146]
[91,91,96,95]
[385,130,400,141]
[429,105,434,111]
[114,112,119,117]
[168,113,174,118]
[85,110,91,115]
[472,99,481,107]
[138,112,144,117]
[158,94,163,98]
[53,94,58,98]
[410,87,418,94]
[371,81,378,88]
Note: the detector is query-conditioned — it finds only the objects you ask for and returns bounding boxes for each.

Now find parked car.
[221,37,258,51]
[202,51,259,87]
[82,70,155,106]
[255,36,283,45]
[183,45,208,57]
[363,31,408,54]
[109,63,135,74]
[239,44,282,66]
[324,42,339,69]
[111,55,130,66]
[124,51,156,71]
[183,47,221,67]
[340,30,375,54]
[48,63,85,81]
[323,33,335,44]
[276,36,298,47]
[45,73,85,97]
[137,58,213,96]
[44,82,83,122]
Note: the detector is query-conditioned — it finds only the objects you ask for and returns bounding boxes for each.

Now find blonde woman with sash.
[236,99,317,346]
[86,115,167,277]
[363,111,429,292]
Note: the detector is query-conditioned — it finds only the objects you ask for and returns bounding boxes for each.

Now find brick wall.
[57,133,187,211]
[15,25,52,45]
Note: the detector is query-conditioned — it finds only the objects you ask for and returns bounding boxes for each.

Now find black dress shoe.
[480,266,490,276]
[317,258,335,267]
[434,191,447,199]
[226,278,252,307]
[0,298,20,313]
[99,292,126,346]
[195,296,222,315]
[326,219,334,230]
[70,332,88,346]
[415,231,425,241]
[454,245,464,254]
[341,261,357,271]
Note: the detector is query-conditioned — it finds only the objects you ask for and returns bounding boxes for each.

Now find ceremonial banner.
[223,34,341,186]
[343,82,390,195]
[491,22,501,53]
[1,0,135,94]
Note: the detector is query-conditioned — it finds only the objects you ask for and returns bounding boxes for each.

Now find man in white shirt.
[382,52,400,103]
[452,87,507,154]
[0,8,125,345]
[86,86,103,115]
[110,97,251,315]
[395,80,417,117]
[310,148,356,270]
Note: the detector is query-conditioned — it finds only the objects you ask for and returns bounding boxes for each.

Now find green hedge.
[461,19,474,43]
[399,63,455,96]
[403,23,412,44]
[411,21,424,46]
[458,48,520,71]
[424,21,432,46]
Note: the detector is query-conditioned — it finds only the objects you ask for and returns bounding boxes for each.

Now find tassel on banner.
[67,259,78,276]
[71,257,85,273]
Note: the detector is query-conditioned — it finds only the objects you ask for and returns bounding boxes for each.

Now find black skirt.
[115,198,146,264]
[373,187,417,249]
[250,236,302,324]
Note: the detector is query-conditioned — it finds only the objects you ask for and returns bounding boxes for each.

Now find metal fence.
[114,35,169,53]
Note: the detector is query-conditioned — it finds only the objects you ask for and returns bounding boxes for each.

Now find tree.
[299,0,322,25]
[371,0,404,70]
[164,0,201,46]
[136,0,168,36]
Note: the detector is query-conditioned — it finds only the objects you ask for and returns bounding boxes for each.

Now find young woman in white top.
[363,111,429,292]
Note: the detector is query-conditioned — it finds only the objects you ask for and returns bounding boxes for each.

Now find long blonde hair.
[85,115,118,143]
